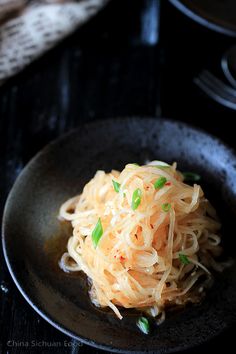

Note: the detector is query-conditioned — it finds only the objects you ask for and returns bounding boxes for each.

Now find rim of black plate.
[169,0,236,37]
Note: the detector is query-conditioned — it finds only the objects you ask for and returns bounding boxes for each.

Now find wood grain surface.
[0,0,235,353]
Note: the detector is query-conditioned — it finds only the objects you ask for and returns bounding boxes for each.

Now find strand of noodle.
[153,212,167,233]
[173,232,199,257]
[167,209,175,264]
[155,269,171,301]
[93,283,123,319]
[177,271,205,296]
[59,252,81,272]
[188,258,210,274]
[59,196,80,220]
[207,234,221,246]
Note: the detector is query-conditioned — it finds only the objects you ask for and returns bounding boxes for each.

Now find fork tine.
[201,70,236,97]
[198,73,236,101]
[194,75,236,110]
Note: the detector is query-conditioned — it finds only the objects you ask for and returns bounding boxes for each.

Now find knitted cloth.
[0,0,109,85]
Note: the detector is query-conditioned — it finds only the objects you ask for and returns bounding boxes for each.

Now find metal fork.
[194,70,236,110]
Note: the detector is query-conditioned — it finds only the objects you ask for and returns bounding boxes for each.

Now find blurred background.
[0,0,236,353]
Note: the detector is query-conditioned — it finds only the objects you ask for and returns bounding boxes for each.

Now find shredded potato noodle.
[59,161,224,321]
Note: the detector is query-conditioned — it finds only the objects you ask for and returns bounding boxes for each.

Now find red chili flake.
[150,224,154,229]
[165,182,172,186]
[120,256,125,261]
[134,234,138,239]
[114,255,117,258]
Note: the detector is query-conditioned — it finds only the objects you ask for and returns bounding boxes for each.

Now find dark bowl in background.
[169,0,236,37]
[2,117,236,353]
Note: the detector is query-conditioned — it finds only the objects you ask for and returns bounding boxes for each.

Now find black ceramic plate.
[2,118,236,353]
[169,0,236,37]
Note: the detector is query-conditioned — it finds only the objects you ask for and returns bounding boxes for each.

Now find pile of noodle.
[59,161,224,321]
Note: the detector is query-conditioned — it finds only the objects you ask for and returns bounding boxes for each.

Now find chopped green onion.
[154,176,167,189]
[182,172,201,183]
[149,165,170,170]
[161,203,171,212]
[155,165,170,169]
[92,218,103,248]
[132,188,142,210]
[137,316,150,334]
[112,180,121,193]
[179,253,190,265]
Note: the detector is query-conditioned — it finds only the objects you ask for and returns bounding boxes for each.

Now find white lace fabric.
[0,0,109,85]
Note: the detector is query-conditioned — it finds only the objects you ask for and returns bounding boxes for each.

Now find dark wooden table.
[1,0,235,353]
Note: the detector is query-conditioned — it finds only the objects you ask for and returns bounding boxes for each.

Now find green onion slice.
[137,316,150,334]
[132,188,142,210]
[149,165,170,170]
[155,165,170,169]
[154,176,167,189]
[161,203,171,212]
[179,253,190,265]
[112,180,121,193]
[92,218,103,248]
[182,172,201,183]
